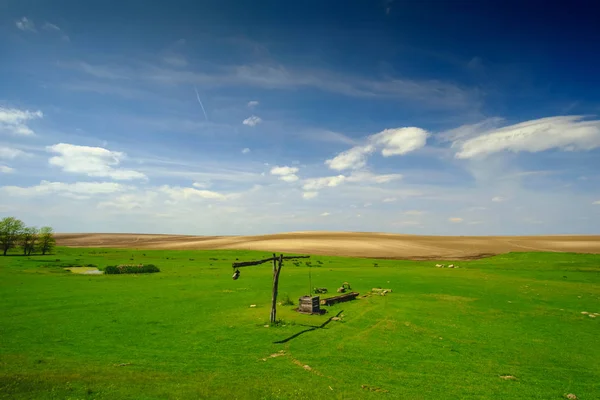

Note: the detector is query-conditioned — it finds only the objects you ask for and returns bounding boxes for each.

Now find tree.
[20,227,39,255]
[38,226,56,255]
[0,217,26,256]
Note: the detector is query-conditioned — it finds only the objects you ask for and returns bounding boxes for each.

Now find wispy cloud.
[454,116,600,159]
[241,148,251,154]
[229,64,478,109]
[41,22,69,40]
[76,62,130,80]
[449,217,463,223]
[0,146,29,160]
[42,22,61,31]
[163,55,188,67]
[159,185,228,201]
[74,61,479,109]
[247,100,259,108]
[1,180,127,198]
[491,196,507,202]
[0,165,14,174]
[15,17,36,32]
[0,107,43,136]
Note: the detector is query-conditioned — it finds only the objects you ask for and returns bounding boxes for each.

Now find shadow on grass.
[273,310,343,344]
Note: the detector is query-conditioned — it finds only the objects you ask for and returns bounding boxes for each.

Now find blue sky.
[1,0,599,235]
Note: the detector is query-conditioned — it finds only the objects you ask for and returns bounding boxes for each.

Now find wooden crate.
[298,295,320,314]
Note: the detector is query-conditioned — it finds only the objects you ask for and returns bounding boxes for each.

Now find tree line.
[0,217,56,256]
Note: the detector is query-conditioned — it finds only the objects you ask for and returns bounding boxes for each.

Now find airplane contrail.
[194,86,209,121]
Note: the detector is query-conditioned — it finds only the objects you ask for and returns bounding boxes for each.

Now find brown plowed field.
[55,232,600,260]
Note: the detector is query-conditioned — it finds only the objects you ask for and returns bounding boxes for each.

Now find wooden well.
[298,295,320,314]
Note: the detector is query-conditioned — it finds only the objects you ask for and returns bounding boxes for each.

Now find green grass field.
[1,247,599,399]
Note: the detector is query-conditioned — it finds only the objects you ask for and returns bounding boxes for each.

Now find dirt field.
[54,232,600,260]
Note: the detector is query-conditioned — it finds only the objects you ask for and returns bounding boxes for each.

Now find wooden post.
[270,253,277,324]
[270,254,285,324]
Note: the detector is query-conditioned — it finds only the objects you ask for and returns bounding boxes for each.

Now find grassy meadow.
[1,247,599,399]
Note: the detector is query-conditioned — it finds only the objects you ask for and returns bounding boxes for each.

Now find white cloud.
[1,180,126,198]
[15,17,36,32]
[382,197,397,203]
[0,165,14,174]
[593,200,600,205]
[454,116,600,159]
[491,196,507,202]
[303,175,346,191]
[405,210,424,216]
[325,145,374,171]
[270,165,299,182]
[243,115,262,127]
[449,217,463,223]
[325,127,429,171]
[0,107,43,136]
[241,148,251,154]
[159,185,228,201]
[0,146,27,160]
[47,143,147,181]
[370,127,429,156]
[270,166,298,175]
[279,174,299,182]
[247,100,259,108]
[302,191,318,199]
[468,221,484,225]
[320,212,330,217]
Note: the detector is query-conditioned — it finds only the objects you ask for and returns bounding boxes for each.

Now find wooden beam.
[231,255,309,269]
[232,257,276,268]
[281,255,311,261]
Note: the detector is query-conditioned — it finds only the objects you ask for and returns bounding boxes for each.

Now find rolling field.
[1,246,599,399]
[55,232,600,260]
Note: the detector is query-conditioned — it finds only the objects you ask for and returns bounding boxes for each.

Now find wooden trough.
[320,292,359,306]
